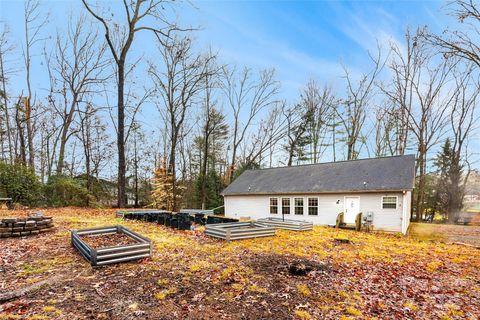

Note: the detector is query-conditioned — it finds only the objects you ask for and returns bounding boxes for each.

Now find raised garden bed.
[0,214,54,238]
[257,217,313,231]
[205,221,275,241]
[71,226,152,266]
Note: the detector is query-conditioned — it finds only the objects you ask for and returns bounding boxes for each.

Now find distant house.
[222,155,416,234]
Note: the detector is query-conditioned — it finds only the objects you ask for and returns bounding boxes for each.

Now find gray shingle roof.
[222,155,416,195]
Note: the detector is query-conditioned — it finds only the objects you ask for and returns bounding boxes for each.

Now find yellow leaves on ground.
[296,283,311,297]
[345,306,362,317]
[248,283,268,293]
[1,208,479,319]
[41,306,61,317]
[294,310,312,319]
[426,260,443,272]
[154,287,178,300]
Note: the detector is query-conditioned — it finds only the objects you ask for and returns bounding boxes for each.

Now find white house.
[222,155,416,234]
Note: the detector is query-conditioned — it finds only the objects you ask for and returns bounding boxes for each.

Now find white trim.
[307,197,319,216]
[294,197,305,215]
[381,195,398,209]
[401,191,411,235]
[281,197,291,215]
[269,197,278,215]
[344,196,360,223]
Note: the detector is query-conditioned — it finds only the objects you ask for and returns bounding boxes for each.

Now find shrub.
[44,175,94,207]
[0,162,42,206]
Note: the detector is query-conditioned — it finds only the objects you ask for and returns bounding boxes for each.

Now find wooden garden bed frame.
[256,217,313,231]
[71,226,152,266]
[205,221,275,241]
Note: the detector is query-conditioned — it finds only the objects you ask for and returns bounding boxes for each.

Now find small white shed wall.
[224,192,410,234]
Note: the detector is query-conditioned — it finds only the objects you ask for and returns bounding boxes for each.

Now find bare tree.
[47,15,108,175]
[337,46,385,160]
[381,28,421,155]
[300,80,336,163]
[198,74,228,209]
[445,66,479,221]
[82,0,181,207]
[424,0,480,67]
[241,102,288,167]
[0,25,15,163]
[371,104,399,157]
[76,102,113,195]
[283,103,310,166]
[22,0,48,171]
[150,37,216,210]
[14,96,27,165]
[221,66,279,182]
[408,56,457,221]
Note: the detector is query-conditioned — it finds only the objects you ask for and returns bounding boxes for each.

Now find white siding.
[224,191,409,234]
[402,191,411,234]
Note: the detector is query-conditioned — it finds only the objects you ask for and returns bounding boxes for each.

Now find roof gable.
[222,155,416,196]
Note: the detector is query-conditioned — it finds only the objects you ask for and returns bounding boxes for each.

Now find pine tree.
[433,139,465,222]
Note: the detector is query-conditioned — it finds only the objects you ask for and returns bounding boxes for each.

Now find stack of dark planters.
[122,210,192,231]
[189,212,239,225]
[120,210,240,231]
[206,215,239,224]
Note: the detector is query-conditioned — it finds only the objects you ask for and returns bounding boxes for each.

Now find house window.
[382,196,397,209]
[282,198,290,215]
[308,198,318,215]
[270,198,278,214]
[294,198,304,215]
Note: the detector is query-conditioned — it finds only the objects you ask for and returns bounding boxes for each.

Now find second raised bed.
[205,221,275,241]
[256,217,313,231]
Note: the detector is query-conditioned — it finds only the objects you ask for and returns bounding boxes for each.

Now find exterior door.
[344,196,360,223]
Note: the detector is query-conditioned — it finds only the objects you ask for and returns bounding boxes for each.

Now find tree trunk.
[287,144,294,166]
[24,97,34,171]
[169,122,178,211]
[15,104,27,165]
[134,135,139,208]
[0,49,13,163]
[228,120,239,184]
[117,62,126,208]
[415,141,426,222]
[56,99,77,175]
[201,131,210,210]
[347,138,354,160]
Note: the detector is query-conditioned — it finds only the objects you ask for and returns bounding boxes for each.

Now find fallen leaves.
[0,207,479,319]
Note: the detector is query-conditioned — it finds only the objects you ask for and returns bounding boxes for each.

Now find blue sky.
[1,0,452,100]
[1,0,478,169]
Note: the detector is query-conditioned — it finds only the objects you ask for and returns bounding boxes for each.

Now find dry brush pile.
[0,208,479,319]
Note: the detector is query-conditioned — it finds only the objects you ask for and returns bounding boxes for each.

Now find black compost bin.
[194,213,206,225]
[177,213,192,230]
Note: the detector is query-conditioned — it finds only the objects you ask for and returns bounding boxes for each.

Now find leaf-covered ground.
[410,223,480,247]
[1,208,479,320]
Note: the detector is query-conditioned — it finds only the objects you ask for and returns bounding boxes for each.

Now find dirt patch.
[247,253,331,276]
[79,233,137,249]
[410,222,480,247]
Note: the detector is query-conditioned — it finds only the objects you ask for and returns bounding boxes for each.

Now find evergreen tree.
[433,139,465,222]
